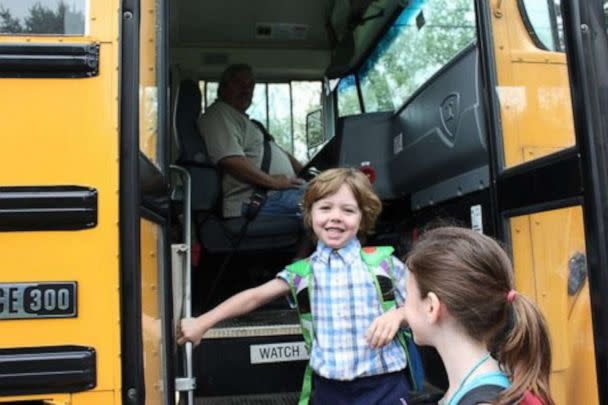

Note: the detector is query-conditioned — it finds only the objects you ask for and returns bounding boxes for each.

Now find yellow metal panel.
[0,394,71,404]
[509,216,536,298]
[489,0,575,168]
[0,390,117,405]
[139,0,165,401]
[0,0,123,400]
[509,206,598,405]
[0,42,121,392]
[71,390,119,405]
[141,219,164,403]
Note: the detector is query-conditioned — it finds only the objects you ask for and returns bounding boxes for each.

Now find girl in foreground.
[404,227,554,405]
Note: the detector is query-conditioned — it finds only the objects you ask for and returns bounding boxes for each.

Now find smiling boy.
[178,168,413,403]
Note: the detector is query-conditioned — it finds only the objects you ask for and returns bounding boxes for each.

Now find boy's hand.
[177,315,211,347]
[365,307,406,348]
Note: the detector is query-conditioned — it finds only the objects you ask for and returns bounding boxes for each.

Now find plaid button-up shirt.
[277,238,408,380]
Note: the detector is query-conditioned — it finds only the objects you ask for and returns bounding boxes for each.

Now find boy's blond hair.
[301,167,382,236]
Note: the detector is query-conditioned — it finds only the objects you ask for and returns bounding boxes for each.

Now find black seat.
[172,79,301,253]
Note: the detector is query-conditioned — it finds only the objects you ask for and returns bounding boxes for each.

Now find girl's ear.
[426,292,442,324]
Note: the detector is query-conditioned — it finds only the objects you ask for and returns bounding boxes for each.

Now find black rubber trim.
[0,345,96,395]
[0,43,99,78]
[0,186,97,231]
[120,1,145,404]
[475,0,503,240]
[497,148,582,212]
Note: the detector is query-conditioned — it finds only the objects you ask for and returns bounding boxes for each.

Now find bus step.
[196,309,306,397]
[203,308,301,339]
[196,392,299,404]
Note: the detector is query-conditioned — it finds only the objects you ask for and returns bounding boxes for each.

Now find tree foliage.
[0,1,84,34]
[24,2,66,34]
[338,0,476,114]
[0,6,23,33]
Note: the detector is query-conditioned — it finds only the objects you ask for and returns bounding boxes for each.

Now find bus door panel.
[136,0,176,402]
[560,0,608,403]
[509,207,595,404]
[480,0,605,403]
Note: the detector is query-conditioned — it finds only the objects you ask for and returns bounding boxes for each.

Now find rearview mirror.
[306,109,324,159]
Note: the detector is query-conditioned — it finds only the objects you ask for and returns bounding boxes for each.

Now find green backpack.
[284,246,425,405]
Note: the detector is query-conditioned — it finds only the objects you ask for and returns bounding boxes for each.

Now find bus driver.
[198,63,305,218]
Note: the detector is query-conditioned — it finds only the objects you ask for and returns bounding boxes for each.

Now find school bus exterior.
[0,0,176,404]
[1,0,608,404]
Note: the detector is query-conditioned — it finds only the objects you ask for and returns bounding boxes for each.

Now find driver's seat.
[172,79,302,253]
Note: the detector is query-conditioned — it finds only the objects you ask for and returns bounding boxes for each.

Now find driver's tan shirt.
[198,100,294,217]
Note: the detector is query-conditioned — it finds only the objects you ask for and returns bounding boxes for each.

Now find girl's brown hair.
[406,226,554,405]
[301,167,381,236]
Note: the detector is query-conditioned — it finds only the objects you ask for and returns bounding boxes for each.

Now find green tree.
[24,1,66,34]
[0,6,23,33]
[337,75,362,117]
[357,0,476,111]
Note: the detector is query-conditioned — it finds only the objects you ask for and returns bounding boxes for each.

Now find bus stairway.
[193,308,444,404]
[194,308,306,401]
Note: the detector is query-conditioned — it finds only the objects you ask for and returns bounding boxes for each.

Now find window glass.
[337,75,362,117]
[520,0,564,52]
[268,83,292,152]
[248,83,267,125]
[292,81,322,162]
[359,0,476,112]
[205,82,218,110]
[0,0,87,35]
[198,80,321,163]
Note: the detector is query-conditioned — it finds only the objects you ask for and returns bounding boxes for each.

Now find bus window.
[268,83,292,152]
[292,81,322,161]
[0,0,87,35]
[201,81,219,111]
[520,0,564,52]
[248,83,268,126]
[199,79,321,161]
[359,0,476,113]
[337,74,362,117]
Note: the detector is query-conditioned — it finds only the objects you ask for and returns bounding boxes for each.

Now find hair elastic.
[506,289,518,303]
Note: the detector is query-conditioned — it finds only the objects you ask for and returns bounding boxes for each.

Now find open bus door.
[561,0,608,402]
[122,0,194,404]
[477,0,607,403]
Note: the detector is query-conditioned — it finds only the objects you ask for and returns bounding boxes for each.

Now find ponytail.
[495,293,554,405]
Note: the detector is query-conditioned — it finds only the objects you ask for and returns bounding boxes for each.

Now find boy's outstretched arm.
[177,278,290,346]
[365,306,408,349]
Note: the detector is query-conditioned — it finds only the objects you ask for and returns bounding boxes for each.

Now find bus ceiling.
[169,0,403,80]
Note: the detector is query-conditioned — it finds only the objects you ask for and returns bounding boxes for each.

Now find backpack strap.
[362,246,425,392]
[361,246,396,310]
[457,384,505,405]
[285,259,315,405]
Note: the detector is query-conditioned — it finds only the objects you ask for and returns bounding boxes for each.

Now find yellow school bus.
[0,0,606,404]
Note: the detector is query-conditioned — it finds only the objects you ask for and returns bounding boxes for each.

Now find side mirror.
[305,109,324,159]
